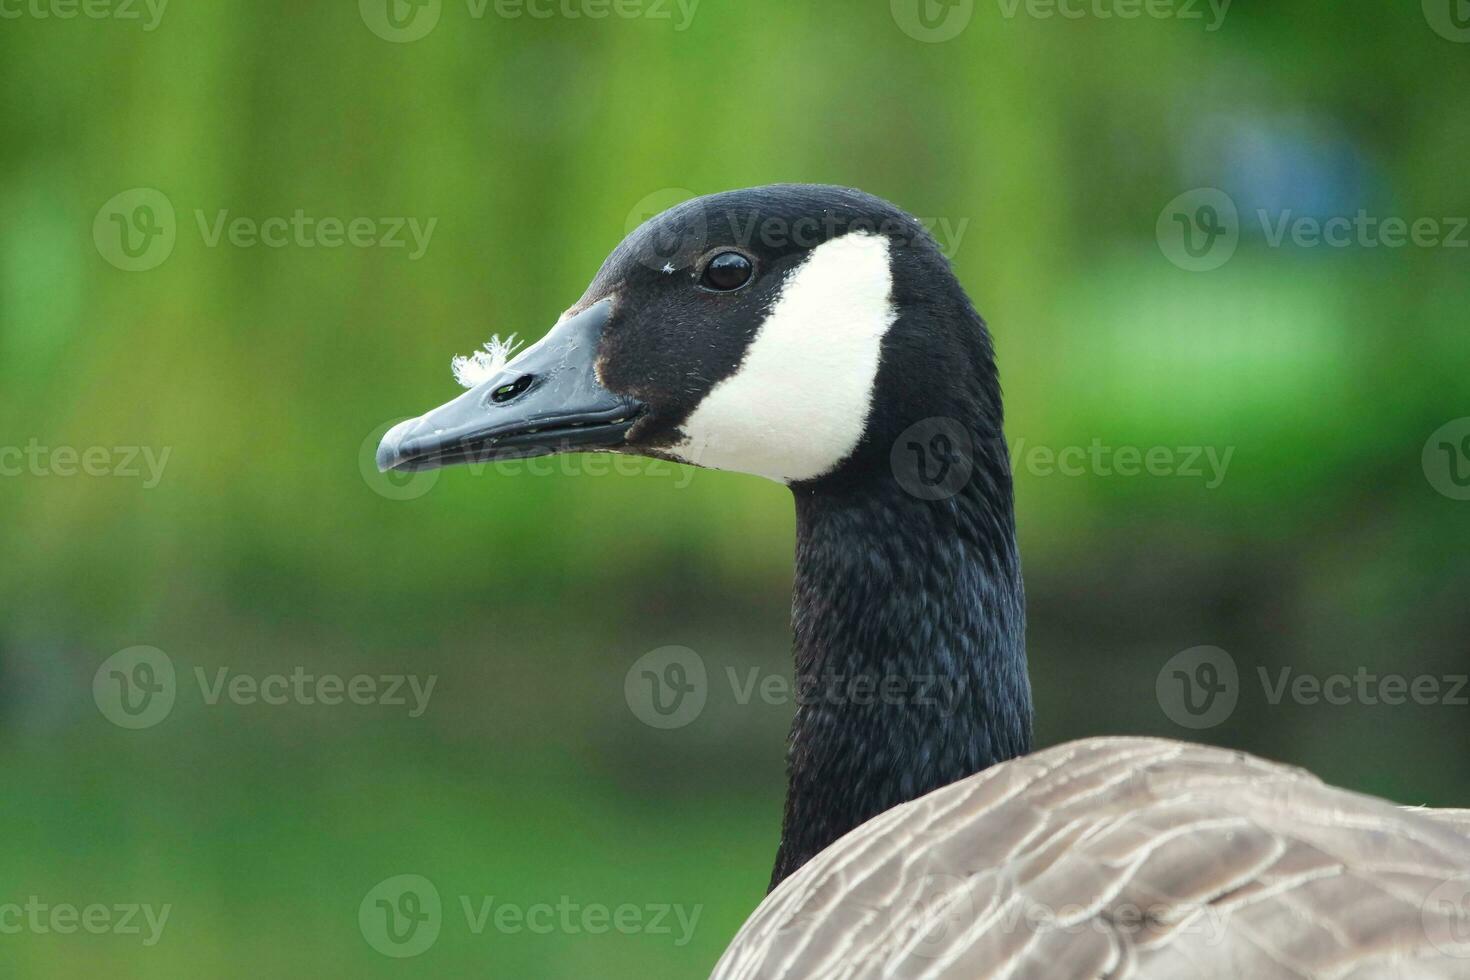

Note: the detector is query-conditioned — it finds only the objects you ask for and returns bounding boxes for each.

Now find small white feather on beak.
[451,334,524,389]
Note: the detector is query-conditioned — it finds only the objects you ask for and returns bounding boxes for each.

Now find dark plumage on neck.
[769,250,1031,890]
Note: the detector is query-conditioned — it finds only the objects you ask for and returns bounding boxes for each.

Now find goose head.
[377,183,1006,496]
[378,184,1028,888]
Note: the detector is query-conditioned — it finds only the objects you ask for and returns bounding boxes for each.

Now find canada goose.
[378,185,1470,978]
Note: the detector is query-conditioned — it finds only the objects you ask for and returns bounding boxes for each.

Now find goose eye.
[700,252,753,291]
[491,374,534,403]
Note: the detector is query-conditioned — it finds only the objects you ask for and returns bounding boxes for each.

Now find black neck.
[769,424,1031,889]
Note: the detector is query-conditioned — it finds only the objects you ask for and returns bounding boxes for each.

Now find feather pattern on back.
[713,737,1470,980]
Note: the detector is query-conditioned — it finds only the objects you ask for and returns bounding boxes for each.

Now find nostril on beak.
[490,374,535,404]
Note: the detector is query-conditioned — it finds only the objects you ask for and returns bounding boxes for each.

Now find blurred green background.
[2,0,1469,975]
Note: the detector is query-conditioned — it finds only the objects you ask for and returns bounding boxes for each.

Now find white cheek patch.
[670,232,897,483]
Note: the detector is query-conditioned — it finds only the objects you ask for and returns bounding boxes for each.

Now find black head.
[377,184,1005,496]
[376,185,1031,891]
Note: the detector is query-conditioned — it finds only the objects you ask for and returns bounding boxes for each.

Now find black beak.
[376,300,644,473]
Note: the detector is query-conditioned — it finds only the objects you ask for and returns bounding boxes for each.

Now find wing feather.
[712,737,1470,980]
